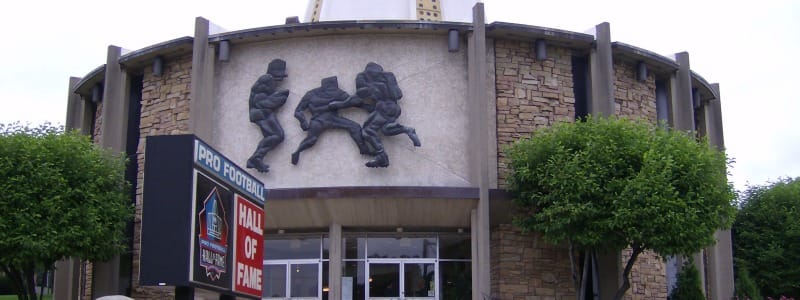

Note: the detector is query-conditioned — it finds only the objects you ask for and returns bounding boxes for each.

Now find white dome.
[305,0,479,23]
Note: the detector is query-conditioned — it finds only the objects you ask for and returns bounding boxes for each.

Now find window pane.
[264,238,321,259]
[323,262,329,300]
[343,236,365,259]
[343,261,366,300]
[440,261,471,300]
[369,264,399,297]
[290,263,319,297]
[439,235,471,259]
[404,263,435,297]
[263,264,286,298]
[367,237,436,259]
[323,237,330,259]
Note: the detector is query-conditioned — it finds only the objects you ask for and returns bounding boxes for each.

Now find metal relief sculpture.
[291,76,371,165]
[330,62,421,167]
[246,59,289,173]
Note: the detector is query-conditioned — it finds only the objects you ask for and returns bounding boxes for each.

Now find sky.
[0,0,797,192]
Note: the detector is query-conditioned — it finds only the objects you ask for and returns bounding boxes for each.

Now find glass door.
[367,260,436,300]
[264,260,321,300]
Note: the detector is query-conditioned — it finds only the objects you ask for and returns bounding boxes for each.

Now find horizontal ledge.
[267,186,479,200]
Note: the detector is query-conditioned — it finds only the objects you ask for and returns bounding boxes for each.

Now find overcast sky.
[0,0,797,192]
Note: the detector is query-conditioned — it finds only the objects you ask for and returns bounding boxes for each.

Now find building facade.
[57,2,732,300]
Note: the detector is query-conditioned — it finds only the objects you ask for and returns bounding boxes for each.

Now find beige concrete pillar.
[93,45,129,297]
[589,22,615,116]
[704,84,734,300]
[468,3,491,300]
[670,52,695,131]
[329,223,343,300]
[65,77,83,131]
[55,77,84,299]
[189,17,216,142]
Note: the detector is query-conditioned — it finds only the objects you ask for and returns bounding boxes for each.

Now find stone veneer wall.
[492,39,577,300]
[612,61,666,300]
[129,54,193,299]
[622,249,669,299]
[491,224,577,300]
[492,40,667,299]
[613,61,657,122]
[494,40,576,189]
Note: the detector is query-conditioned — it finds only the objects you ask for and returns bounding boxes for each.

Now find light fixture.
[285,16,300,24]
[153,56,164,77]
[535,39,547,61]
[278,229,285,234]
[636,61,647,82]
[323,287,330,292]
[457,228,464,233]
[396,227,403,233]
[218,41,230,62]
[448,29,459,52]
[91,83,102,103]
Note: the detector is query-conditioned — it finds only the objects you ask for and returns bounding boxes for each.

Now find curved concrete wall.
[212,34,472,189]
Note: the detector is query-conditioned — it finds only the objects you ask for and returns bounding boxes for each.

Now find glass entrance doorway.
[367,260,436,300]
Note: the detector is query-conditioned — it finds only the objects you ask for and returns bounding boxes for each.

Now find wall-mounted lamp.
[448,29,459,53]
[91,83,103,103]
[535,39,547,61]
[636,61,647,82]
[152,56,164,77]
[286,16,300,24]
[692,88,701,109]
[218,41,230,62]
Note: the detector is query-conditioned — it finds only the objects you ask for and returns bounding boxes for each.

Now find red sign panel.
[233,194,264,297]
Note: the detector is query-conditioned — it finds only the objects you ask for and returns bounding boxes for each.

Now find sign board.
[140,135,265,299]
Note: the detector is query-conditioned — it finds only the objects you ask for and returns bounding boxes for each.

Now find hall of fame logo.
[197,187,229,280]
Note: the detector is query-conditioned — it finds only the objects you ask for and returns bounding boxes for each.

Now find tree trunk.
[3,265,28,300]
[612,245,643,300]
[24,265,38,300]
[568,241,582,300]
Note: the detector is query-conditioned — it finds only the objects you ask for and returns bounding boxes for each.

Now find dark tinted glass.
[440,261,471,300]
[404,263,435,297]
[439,235,471,259]
[367,237,436,259]
[264,238,320,259]
[369,264,400,297]
[343,236,366,259]
[343,261,365,300]
[290,263,318,297]
[263,264,286,298]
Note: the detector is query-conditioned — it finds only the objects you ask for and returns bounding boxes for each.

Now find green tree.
[0,123,132,300]
[733,177,800,298]
[506,116,735,300]
[734,262,762,300]
[669,260,705,300]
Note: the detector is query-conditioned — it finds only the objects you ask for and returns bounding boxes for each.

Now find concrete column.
[53,258,81,300]
[189,17,216,142]
[705,84,725,150]
[589,22,615,116]
[470,209,479,300]
[669,51,706,295]
[597,250,621,300]
[705,84,734,300]
[468,3,491,300]
[670,52,695,131]
[65,77,83,131]
[329,223,343,300]
[93,45,129,297]
[99,45,130,150]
